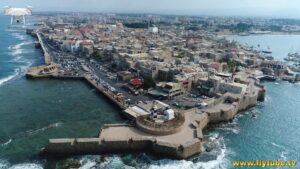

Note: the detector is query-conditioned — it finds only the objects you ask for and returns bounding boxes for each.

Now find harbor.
[0,10,300,168]
[25,31,266,159]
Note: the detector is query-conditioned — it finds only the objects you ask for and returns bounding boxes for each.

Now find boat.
[262,50,272,54]
[35,41,41,48]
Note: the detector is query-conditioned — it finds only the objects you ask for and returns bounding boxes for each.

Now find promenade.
[26,31,128,112]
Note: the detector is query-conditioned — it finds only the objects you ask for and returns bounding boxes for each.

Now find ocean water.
[227,34,300,61]
[0,13,299,169]
[0,15,123,168]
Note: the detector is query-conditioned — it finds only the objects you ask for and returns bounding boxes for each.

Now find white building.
[148,26,159,34]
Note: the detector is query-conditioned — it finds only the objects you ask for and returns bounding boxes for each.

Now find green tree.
[143,76,156,89]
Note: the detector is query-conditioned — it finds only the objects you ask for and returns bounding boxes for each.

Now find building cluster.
[35,14,292,117]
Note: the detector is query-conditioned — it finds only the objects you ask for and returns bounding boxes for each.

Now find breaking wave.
[0,160,9,169]
[9,163,43,169]
[8,41,33,51]
[11,33,26,41]
[59,133,231,169]
[0,67,28,86]
[0,160,42,169]
[9,48,32,57]
[0,139,12,147]
[0,75,16,86]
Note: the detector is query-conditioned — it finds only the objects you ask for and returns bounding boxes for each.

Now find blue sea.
[0,14,299,169]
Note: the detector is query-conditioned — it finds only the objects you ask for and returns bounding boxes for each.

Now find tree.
[227,60,237,73]
[92,51,102,60]
[227,60,244,73]
[143,76,156,89]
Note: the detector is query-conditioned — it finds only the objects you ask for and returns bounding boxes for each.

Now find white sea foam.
[8,41,33,51]
[149,134,230,169]
[271,142,284,149]
[0,139,12,147]
[26,122,63,136]
[11,33,26,41]
[280,151,288,161]
[5,29,18,32]
[79,160,97,169]
[9,163,43,169]
[62,132,230,169]
[294,82,300,85]
[217,127,240,134]
[213,119,240,134]
[10,48,30,56]
[0,160,9,169]
[148,149,228,169]
[0,75,16,86]
[0,66,27,86]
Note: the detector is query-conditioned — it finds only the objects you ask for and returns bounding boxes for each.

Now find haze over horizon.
[1,0,300,18]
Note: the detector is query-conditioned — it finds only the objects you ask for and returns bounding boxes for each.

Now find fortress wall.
[44,138,101,154]
[43,137,154,155]
[41,84,266,159]
[222,103,239,120]
[152,140,183,159]
[99,138,153,153]
[206,91,259,123]
[197,113,209,130]
[257,88,266,102]
[206,104,238,123]
[237,93,258,112]
[152,139,202,159]
[177,139,202,159]
[136,120,184,136]
[43,136,202,159]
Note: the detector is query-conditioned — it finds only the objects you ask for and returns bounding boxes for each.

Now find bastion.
[41,86,264,159]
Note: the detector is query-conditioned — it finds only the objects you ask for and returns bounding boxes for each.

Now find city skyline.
[1,0,300,18]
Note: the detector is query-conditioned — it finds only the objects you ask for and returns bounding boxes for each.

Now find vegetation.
[227,60,244,73]
[123,22,153,28]
[92,51,103,60]
[143,76,156,89]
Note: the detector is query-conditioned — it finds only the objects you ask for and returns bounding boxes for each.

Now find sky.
[1,0,300,18]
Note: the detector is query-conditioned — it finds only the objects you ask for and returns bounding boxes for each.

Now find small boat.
[262,50,272,54]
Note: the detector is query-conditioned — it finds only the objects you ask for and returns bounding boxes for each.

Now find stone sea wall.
[42,137,201,159]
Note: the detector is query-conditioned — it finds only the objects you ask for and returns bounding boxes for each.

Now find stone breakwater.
[41,86,264,159]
